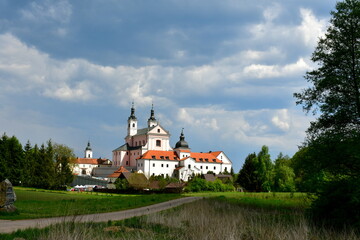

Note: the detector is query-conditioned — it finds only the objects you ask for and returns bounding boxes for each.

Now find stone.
[0,179,17,213]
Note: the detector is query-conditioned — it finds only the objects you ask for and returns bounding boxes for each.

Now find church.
[112,104,232,181]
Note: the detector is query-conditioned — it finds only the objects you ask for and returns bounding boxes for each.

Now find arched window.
[81,169,86,175]
[157,129,160,133]
[132,123,135,127]
[156,140,161,147]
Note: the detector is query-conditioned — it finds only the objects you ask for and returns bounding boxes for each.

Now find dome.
[85,141,92,151]
[175,129,189,149]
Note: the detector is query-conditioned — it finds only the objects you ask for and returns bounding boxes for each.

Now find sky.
[0,0,339,172]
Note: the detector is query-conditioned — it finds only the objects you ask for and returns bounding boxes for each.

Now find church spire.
[128,101,137,120]
[147,103,157,127]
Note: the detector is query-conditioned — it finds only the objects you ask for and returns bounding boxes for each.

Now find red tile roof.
[76,158,102,165]
[140,150,179,161]
[140,150,222,163]
[108,166,129,178]
[189,152,222,163]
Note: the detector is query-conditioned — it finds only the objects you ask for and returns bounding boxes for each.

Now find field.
[1,189,359,239]
[0,187,181,220]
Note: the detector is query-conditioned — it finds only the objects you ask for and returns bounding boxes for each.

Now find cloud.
[20,0,72,24]
[243,58,311,79]
[298,8,328,47]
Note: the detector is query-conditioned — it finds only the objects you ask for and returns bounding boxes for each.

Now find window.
[206,166,208,170]
[165,156,169,160]
[175,164,178,168]
[188,164,191,169]
[157,129,160,133]
[214,166,216,170]
[225,167,227,171]
[166,164,169,168]
[156,140,161,147]
[126,152,129,155]
[126,161,129,165]
[152,155,156,159]
[161,164,164,167]
[200,166,203,169]
[132,123,135,127]
[153,163,155,167]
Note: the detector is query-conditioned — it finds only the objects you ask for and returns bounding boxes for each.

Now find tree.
[294,0,360,138]
[255,146,273,192]
[0,134,24,185]
[52,143,76,188]
[236,153,260,191]
[294,0,360,228]
[273,153,295,192]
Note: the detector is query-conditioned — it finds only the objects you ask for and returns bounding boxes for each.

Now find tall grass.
[2,198,358,240]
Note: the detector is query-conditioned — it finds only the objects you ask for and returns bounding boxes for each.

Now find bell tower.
[84,141,93,158]
[127,102,138,136]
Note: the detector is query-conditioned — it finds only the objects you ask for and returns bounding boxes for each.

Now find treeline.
[236,146,301,193]
[0,133,74,189]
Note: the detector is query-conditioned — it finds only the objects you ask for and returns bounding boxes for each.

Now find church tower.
[84,141,93,158]
[147,104,157,127]
[174,129,190,158]
[127,102,138,136]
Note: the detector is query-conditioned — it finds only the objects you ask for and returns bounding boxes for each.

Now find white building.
[112,104,232,181]
[73,141,112,176]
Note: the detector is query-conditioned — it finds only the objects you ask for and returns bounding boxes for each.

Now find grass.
[0,187,182,220]
[1,198,358,240]
[185,191,312,210]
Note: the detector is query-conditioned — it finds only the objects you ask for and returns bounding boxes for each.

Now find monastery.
[112,104,232,181]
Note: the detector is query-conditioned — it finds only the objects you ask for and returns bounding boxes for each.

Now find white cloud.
[298,8,328,48]
[243,58,311,79]
[174,106,313,156]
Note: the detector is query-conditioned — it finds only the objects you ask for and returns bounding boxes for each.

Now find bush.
[310,177,360,229]
[185,177,234,192]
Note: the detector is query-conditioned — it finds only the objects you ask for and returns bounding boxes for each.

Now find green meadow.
[0,187,182,220]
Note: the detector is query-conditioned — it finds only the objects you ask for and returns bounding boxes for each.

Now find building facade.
[73,141,112,176]
[112,105,232,181]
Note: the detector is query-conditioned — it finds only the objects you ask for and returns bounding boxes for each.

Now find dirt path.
[0,196,201,234]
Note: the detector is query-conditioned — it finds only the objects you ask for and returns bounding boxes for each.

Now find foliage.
[114,178,129,190]
[294,0,360,228]
[185,176,234,192]
[273,153,296,192]
[236,153,260,191]
[237,146,276,192]
[0,133,75,189]
[310,178,360,228]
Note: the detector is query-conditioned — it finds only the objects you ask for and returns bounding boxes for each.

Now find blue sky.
[0,0,338,171]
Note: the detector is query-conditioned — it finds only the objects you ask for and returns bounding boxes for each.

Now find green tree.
[0,134,24,185]
[273,153,295,192]
[52,143,75,188]
[294,0,360,228]
[255,146,273,192]
[236,153,260,191]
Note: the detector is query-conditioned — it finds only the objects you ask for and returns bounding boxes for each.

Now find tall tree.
[273,153,295,192]
[255,146,273,192]
[294,0,360,227]
[236,153,260,191]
